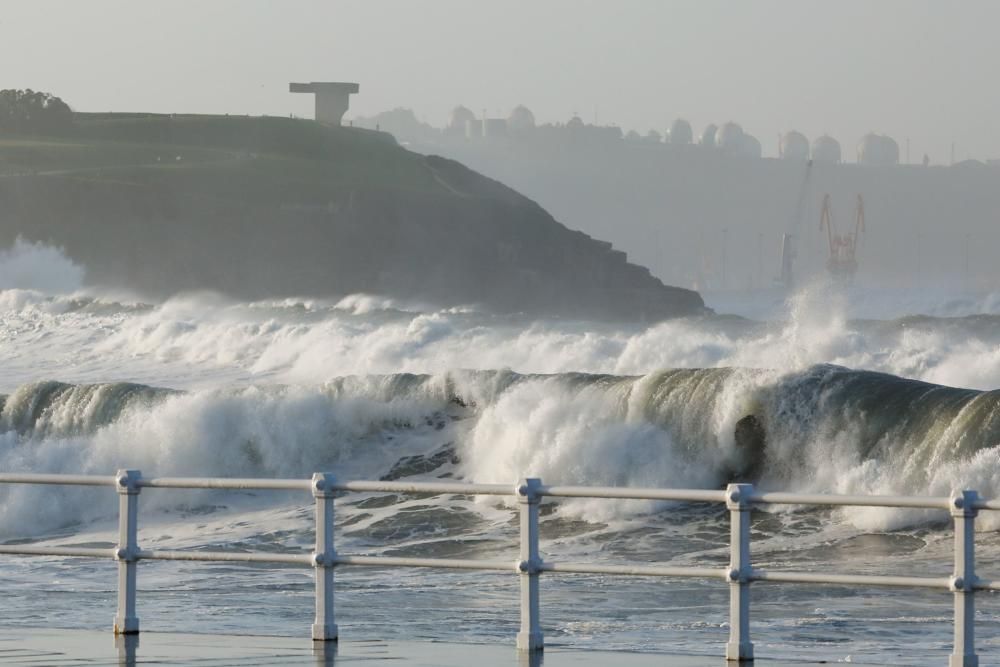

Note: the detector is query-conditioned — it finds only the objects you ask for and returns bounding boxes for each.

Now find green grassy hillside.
[0,114,704,320]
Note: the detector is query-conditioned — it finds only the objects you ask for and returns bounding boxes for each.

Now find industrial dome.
[449,105,476,131]
[780,131,810,160]
[716,122,745,153]
[858,133,900,166]
[508,105,536,132]
[811,135,842,163]
[740,134,762,159]
[699,123,718,147]
[566,115,585,129]
[669,119,693,145]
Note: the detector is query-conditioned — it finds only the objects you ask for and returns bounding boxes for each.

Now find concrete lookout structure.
[289,82,359,125]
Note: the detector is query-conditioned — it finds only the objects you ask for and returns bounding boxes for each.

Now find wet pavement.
[0,628,893,666]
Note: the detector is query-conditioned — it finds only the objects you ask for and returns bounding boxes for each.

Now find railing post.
[312,472,338,641]
[115,633,139,667]
[726,483,754,663]
[113,469,141,635]
[950,489,979,667]
[516,478,543,652]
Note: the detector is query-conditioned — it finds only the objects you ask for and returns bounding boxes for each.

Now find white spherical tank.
[700,123,718,147]
[858,133,900,166]
[780,131,810,160]
[508,105,536,132]
[740,134,762,159]
[449,106,476,132]
[811,135,842,163]
[716,122,745,153]
[669,119,693,145]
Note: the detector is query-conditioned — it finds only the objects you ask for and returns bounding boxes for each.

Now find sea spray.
[2,367,998,534]
[4,287,1000,393]
[0,238,84,293]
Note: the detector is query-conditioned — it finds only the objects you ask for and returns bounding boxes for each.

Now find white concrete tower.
[289,82,360,125]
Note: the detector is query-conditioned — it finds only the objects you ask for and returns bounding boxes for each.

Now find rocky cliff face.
[0,114,704,320]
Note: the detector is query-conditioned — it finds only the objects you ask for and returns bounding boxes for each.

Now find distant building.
[716,122,745,154]
[448,106,476,135]
[669,119,693,145]
[465,118,483,139]
[483,118,508,139]
[700,123,719,147]
[858,133,900,166]
[508,105,536,133]
[812,135,842,163]
[780,131,810,160]
[741,134,762,159]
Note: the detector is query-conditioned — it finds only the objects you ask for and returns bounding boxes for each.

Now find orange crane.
[819,194,865,281]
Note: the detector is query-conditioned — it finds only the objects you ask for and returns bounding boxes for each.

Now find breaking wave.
[2,285,1000,393]
[2,366,998,535]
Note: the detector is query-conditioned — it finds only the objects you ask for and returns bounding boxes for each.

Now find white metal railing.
[0,471,995,665]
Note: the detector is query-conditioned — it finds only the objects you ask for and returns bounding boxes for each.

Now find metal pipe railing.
[0,471,992,666]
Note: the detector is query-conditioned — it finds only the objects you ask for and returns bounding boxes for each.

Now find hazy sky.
[3,0,999,161]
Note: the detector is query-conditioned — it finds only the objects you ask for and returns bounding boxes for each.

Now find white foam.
[1,282,999,535]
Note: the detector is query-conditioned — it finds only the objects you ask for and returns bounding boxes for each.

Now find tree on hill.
[0,89,73,134]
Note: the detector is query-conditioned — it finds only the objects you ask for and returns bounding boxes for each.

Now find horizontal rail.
[0,545,979,594]
[137,549,313,565]
[541,562,724,579]
[334,480,512,496]
[750,491,952,510]
[333,555,514,571]
[974,579,1000,591]
[540,485,727,502]
[139,477,311,491]
[751,569,952,590]
[0,545,113,558]
[974,498,1000,511]
[0,473,115,486]
[0,474,989,514]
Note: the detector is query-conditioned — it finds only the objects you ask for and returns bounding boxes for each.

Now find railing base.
[516,631,543,652]
[311,623,339,641]
[726,641,753,662]
[949,656,978,667]
[113,615,139,635]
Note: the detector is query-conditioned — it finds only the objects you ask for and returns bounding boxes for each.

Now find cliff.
[0,114,704,320]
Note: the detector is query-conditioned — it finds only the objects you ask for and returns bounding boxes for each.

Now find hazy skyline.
[3,0,999,161]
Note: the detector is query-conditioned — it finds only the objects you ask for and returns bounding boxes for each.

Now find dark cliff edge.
[0,113,704,320]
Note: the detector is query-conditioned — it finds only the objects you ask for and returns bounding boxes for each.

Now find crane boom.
[819,194,834,255]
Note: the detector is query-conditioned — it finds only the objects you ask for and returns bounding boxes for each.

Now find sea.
[1,238,999,664]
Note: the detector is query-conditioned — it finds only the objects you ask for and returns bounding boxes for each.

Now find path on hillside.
[0,152,248,179]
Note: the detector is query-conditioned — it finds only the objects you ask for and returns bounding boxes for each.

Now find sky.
[2,0,999,161]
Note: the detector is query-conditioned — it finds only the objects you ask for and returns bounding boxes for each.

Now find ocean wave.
[2,367,998,535]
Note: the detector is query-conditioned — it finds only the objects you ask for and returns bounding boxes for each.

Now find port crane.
[819,194,865,282]
[775,160,813,290]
